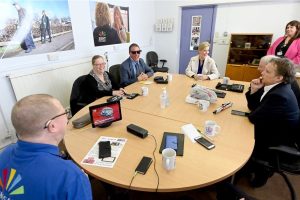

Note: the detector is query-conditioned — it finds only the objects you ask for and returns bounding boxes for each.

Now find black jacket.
[79,72,119,106]
[246,83,299,155]
[93,25,121,46]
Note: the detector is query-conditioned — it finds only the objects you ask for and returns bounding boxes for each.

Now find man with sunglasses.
[120,43,154,87]
[0,94,92,200]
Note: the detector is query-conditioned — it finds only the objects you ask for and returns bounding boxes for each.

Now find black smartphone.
[194,136,215,150]
[231,110,249,117]
[126,93,139,99]
[135,156,153,174]
[98,141,111,158]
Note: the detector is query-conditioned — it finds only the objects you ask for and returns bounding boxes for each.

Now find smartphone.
[165,135,178,150]
[231,110,249,117]
[126,93,139,99]
[135,156,153,174]
[194,136,215,150]
[98,141,111,158]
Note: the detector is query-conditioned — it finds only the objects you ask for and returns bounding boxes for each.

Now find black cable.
[149,134,160,192]
[128,171,138,190]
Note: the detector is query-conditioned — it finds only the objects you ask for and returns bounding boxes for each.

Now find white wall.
[0,0,156,148]
[1,0,300,147]
[153,0,300,76]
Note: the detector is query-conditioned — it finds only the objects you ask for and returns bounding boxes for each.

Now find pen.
[213,102,233,114]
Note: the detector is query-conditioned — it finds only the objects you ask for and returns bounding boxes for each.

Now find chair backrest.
[109,64,121,88]
[70,75,87,115]
[146,51,158,67]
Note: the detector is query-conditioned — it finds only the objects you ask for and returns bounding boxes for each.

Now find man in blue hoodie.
[0,94,92,200]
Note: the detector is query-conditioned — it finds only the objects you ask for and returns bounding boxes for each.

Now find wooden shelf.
[226,33,273,81]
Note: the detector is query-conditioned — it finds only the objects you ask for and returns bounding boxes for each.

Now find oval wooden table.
[64,74,254,192]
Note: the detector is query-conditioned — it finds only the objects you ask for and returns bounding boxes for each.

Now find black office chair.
[109,64,121,88]
[70,75,88,116]
[146,51,169,73]
[252,144,300,200]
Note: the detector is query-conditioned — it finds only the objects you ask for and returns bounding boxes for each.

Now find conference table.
[64,74,255,192]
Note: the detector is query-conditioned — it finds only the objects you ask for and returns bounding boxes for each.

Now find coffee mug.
[162,148,176,171]
[222,77,230,84]
[204,120,221,137]
[198,100,210,112]
[141,86,149,96]
[167,73,173,81]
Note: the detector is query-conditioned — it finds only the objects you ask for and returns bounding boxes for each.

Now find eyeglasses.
[44,109,70,129]
[94,62,106,67]
[130,50,142,54]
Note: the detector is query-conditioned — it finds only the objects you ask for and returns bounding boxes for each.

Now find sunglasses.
[44,109,70,129]
[130,50,142,54]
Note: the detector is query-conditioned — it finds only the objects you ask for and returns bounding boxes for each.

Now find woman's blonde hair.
[198,42,210,51]
[114,6,124,26]
[95,2,111,27]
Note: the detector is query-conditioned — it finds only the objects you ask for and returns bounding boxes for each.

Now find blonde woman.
[112,6,127,43]
[185,42,219,80]
[93,2,121,46]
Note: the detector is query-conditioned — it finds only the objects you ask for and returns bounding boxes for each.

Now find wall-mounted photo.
[90,1,130,46]
[0,0,74,59]
[190,15,202,50]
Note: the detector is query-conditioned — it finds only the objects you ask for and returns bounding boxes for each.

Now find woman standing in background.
[267,20,300,66]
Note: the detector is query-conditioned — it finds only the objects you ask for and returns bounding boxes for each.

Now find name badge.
[277,51,283,56]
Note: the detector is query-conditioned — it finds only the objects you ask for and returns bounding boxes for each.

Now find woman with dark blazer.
[80,55,125,105]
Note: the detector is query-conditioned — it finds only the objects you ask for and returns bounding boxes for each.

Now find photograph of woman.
[112,6,127,43]
[93,2,121,46]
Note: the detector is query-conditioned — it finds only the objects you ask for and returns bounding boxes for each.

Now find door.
[179,6,216,74]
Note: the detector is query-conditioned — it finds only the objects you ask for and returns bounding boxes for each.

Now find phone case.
[135,156,153,174]
[98,141,111,158]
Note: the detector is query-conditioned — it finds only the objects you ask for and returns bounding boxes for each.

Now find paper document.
[140,81,153,85]
[181,123,200,143]
[81,136,127,168]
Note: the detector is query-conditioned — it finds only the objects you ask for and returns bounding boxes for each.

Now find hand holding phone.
[194,136,215,150]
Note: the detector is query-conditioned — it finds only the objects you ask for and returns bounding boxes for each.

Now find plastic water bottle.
[165,89,170,107]
[160,88,169,108]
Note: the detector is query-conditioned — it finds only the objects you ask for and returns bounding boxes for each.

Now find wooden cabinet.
[225,33,273,81]
[225,64,261,82]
